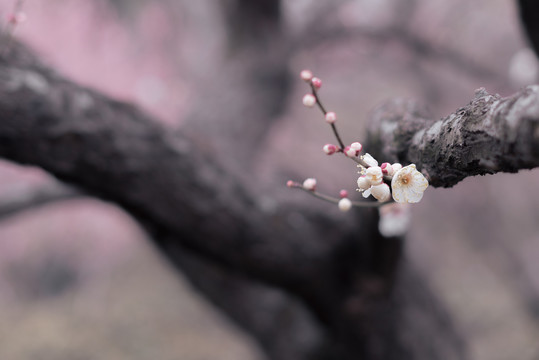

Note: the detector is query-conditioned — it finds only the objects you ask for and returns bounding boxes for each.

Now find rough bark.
[367,87,539,187]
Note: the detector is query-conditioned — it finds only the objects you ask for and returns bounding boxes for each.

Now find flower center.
[400,174,411,185]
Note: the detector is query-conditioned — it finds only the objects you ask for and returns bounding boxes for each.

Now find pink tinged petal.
[350,142,363,153]
[344,146,357,157]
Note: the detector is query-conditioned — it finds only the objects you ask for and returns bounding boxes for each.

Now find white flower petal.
[362,153,378,167]
[371,183,391,202]
[357,176,371,190]
[362,188,372,198]
[391,164,429,203]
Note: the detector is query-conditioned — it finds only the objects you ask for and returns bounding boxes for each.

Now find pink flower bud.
[339,189,348,198]
[302,94,316,107]
[350,142,363,153]
[286,180,295,188]
[344,146,357,157]
[338,198,352,212]
[302,178,317,191]
[300,70,313,82]
[8,12,26,24]
[381,162,394,176]
[325,112,337,123]
[311,77,322,89]
[323,144,337,155]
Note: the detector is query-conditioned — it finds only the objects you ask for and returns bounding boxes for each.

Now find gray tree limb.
[367,87,539,187]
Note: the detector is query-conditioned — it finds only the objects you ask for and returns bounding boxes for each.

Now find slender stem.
[329,122,346,151]
[309,83,346,150]
[290,182,390,208]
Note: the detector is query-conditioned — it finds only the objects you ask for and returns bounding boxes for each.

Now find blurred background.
[0,0,539,359]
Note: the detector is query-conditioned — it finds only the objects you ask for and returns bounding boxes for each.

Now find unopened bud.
[350,142,363,153]
[302,178,317,191]
[323,144,337,155]
[338,198,352,212]
[381,162,394,176]
[300,70,313,82]
[286,180,295,188]
[311,77,322,89]
[344,146,357,157]
[302,94,316,107]
[325,112,337,123]
[8,11,26,24]
[392,163,403,172]
[339,189,349,198]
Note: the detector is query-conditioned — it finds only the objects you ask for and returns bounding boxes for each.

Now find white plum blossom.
[365,166,383,185]
[362,153,378,167]
[357,175,371,190]
[391,164,428,203]
[338,198,352,212]
[379,203,411,237]
[370,183,391,202]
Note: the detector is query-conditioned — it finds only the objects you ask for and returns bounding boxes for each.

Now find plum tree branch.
[367,87,539,187]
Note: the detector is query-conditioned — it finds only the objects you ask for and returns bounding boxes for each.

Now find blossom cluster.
[289,70,430,234]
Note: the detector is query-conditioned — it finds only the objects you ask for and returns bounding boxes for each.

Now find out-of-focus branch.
[185,0,290,171]
[367,87,539,187]
[0,40,336,294]
[296,23,501,82]
[0,182,81,219]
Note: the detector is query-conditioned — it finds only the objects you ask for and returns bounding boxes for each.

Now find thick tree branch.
[367,87,539,187]
[0,41,336,294]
